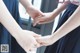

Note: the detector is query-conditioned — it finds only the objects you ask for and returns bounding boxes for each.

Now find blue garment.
[45,3,80,53]
[0,0,26,53]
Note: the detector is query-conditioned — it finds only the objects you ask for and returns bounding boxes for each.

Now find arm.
[0,0,39,52]
[19,0,32,9]
[0,0,22,37]
[37,5,80,46]
[50,1,70,20]
[51,5,80,44]
[33,1,70,25]
[19,0,43,19]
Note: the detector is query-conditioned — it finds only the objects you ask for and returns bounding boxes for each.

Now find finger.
[33,16,42,26]
[34,42,40,48]
[27,48,37,53]
[35,18,46,25]
[36,37,46,44]
[26,45,36,52]
[33,44,40,48]
[33,20,39,26]
[36,39,47,47]
[36,38,43,44]
[33,20,42,26]
[33,35,41,38]
[38,22,46,24]
[32,38,41,48]
[33,18,39,26]
[38,11,44,16]
[36,41,46,47]
[32,32,41,37]
[28,43,39,50]
[38,21,48,24]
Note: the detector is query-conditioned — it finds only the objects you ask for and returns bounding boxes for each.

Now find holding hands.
[26,7,55,47]
[36,35,53,47]
[14,30,40,52]
[26,6,43,19]
[33,12,54,26]
[26,6,54,26]
[17,6,55,52]
[15,30,53,52]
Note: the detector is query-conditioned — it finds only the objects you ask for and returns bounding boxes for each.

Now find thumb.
[33,15,42,26]
[33,40,41,48]
[33,20,39,26]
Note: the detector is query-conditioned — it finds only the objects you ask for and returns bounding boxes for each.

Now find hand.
[33,12,54,26]
[14,30,40,52]
[26,6,43,19]
[36,35,53,47]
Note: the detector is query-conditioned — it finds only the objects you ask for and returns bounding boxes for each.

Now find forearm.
[51,5,80,43]
[50,1,70,20]
[0,0,22,38]
[19,0,33,10]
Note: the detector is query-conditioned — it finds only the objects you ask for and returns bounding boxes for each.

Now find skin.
[0,0,43,52]
[33,1,70,25]
[20,0,43,19]
[35,1,80,46]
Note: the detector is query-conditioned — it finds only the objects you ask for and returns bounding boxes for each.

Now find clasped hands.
[15,30,53,53]
[15,6,54,52]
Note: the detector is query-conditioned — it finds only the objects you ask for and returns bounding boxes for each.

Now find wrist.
[26,5,33,12]
[47,12,55,22]
[12,28,23,39]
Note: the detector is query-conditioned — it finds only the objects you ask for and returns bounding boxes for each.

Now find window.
[19,0,42,20]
